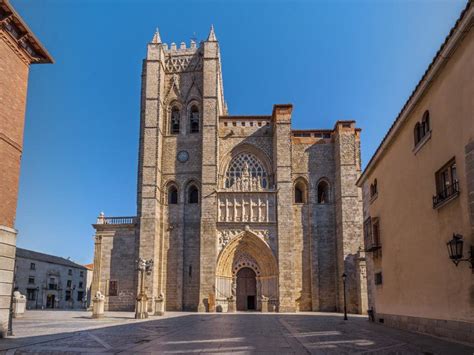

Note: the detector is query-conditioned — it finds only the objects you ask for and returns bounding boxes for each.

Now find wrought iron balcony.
[433,180,459,208]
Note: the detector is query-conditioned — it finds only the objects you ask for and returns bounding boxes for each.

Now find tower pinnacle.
[151,28,162,44]
[207,25,217,42]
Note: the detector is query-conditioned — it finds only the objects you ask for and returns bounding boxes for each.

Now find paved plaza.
[0,311,473,354]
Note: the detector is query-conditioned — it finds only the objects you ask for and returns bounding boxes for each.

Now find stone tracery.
[224,153,268,191]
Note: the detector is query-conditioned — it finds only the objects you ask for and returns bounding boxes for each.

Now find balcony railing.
[433,180,459,208]
[96,215,137,225]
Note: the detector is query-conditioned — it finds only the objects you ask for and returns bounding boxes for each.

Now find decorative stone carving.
[165,54,203,73]
[224,153,268,191]
[217,229,271,250]
[217,194,275,223]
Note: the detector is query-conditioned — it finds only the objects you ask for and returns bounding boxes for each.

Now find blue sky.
[12,0,467,264]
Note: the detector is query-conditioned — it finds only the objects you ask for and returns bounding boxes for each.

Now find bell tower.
[137,26,226,312]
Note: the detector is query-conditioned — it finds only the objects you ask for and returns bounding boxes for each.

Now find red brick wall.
[0,36,30,228]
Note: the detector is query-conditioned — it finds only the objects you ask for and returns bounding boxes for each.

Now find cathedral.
[91,27,367,314]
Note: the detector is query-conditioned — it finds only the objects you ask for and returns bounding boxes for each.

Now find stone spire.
[151,28,162,44]
[207,25,217,42]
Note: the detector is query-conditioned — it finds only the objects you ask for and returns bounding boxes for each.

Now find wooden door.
[236,268,256,311]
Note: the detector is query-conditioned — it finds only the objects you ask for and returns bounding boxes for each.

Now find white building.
[15,248,89,310]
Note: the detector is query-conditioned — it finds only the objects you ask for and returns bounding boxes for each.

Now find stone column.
[0,225,17,337]
[92,291,105,319]
[137,36,167,307]
[198,32,222,312]
[333,122,364,313]
[90,231,102,298]
[272,104,296,312]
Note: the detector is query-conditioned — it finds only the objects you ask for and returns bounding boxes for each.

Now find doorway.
[46,294,55,309]
[236,268,256,311]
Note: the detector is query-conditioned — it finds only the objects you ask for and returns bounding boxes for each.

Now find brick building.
[91,28,367,314]
[0,0,52,336]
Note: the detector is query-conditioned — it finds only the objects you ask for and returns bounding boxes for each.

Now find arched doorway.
[215,230,278,312]
[236,268,256,311]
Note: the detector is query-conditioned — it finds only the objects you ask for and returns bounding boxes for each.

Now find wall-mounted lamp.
[446,234,473,268]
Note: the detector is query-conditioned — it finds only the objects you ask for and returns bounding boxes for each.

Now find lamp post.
[35,287,39,309]
[342,273,348,320]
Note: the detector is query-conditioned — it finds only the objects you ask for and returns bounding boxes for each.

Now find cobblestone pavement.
[1,311,473,354]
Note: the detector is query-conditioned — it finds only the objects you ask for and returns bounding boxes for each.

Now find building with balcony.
[357,1,474,344]
[14,248,89,310]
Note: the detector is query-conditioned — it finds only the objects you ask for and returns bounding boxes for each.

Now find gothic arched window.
[317,180,330,204]
[170,107,180,134]
[190,105,199,133]
[188,185,199,204]
[168,185,178,204]
[225,153,267,190]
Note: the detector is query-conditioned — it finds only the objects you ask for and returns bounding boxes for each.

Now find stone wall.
[91,223,138,311]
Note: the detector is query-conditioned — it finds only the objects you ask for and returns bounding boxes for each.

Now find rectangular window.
[68,269,72,276]
[108,280,118,296]
[67,280,72,288]
[49,278,57,290]
[30,263,35,270]
[80,271,84,278]
[27,288,36,301]
[79,282,83,289]
[375,272,383,285]
[65,290,71,301]
[372,219,380,247]
[77,291,84,302]
[433,158,459,208]
[28,277,35,284]
[363,217,372,249]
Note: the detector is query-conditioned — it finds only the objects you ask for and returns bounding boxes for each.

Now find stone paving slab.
[0,311,473,354]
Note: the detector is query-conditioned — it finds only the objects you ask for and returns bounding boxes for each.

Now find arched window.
[317,180,330,204]
[422,110,430,135]
[190,105,199,133]
[188,185,199,204]
[370,179,378,198]
[225,153,267,190]
[168,185,178,204]
[294,179,307,204]
[414,122,421,145]
[170,107,180,134]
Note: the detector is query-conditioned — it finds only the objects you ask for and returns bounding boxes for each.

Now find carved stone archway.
[215,230,278,312]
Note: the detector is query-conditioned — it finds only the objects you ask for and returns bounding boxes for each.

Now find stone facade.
[92,28,366,314]
[357,2,474,345]
[14,248,89,310]
[0,1,53,337]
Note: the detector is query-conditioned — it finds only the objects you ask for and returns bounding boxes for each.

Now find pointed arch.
[216,230,278,278]
[219,143,273,190]
[185,179,200,204]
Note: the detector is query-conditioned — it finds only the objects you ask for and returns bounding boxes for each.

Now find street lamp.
[447,234,473,268]
[135,258,153,319]
[342,273,348,320]
[35,287,39,309]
